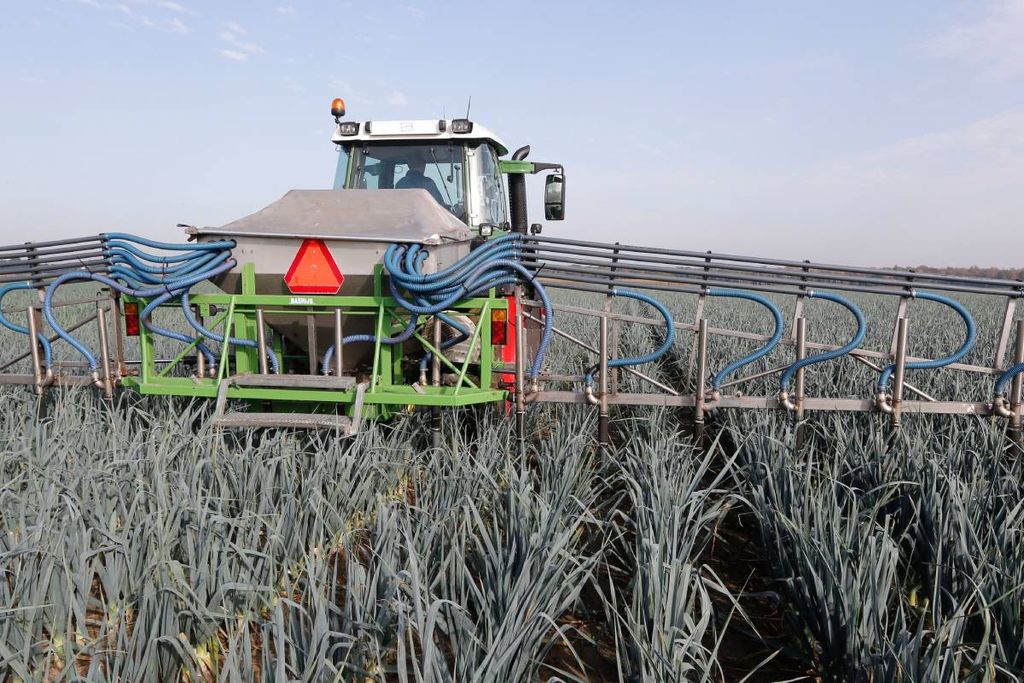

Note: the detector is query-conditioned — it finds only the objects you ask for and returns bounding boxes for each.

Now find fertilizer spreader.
[2,98,1023,447]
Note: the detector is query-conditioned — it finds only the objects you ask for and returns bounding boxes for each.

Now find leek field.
[2,289,1022,682]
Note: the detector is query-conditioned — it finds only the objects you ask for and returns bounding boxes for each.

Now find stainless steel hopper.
[192,189,473,371]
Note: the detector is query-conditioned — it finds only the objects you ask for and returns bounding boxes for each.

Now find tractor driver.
[396,153,447,207]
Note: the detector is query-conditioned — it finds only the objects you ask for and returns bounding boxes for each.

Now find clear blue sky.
[2,1,1022,267]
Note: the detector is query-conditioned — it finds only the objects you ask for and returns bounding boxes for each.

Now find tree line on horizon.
[894,265,1024,281]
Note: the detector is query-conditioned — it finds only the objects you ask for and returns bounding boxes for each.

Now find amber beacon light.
[331,98,346,120]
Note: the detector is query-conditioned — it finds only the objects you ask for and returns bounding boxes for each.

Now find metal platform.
[212,374,367,433]
[211,412,354,431]
[225,374,356,390]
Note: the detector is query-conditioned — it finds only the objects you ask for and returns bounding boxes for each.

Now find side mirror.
[544,174,565,221]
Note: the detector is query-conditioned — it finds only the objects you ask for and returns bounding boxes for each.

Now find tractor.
[1,97,1023,446]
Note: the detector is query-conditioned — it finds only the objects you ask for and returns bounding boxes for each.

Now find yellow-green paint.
[125,262,510,415]
[454,300,488,396]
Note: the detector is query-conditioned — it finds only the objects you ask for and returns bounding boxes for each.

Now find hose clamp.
[993,394,1014,418]
[525,380,542,404]
[779,389,796,412]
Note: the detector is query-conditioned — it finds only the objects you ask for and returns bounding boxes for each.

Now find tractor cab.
[332,118,510,235]
[325,100,565,393]
[328,99,565,236]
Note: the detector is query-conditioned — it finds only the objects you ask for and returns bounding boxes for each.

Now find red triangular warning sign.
[284,239,345,294]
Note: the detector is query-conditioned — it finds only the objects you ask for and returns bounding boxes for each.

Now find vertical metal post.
[97,306,113,399]
[794,317,807,421]
[790,260,810,342]
[994,297,1017,370]
[26,306,43,396]
[891,317,909,428]
[108,292,127,378]
[514,285,526,457]
[686,294,706,384]
[431,316,442,387]
[255,308,269,375]
[1010,319,1024,441]
[431,314,442,449]
[890,297,909,357]
[333,308,344,377]
[790,298,804,343]
[193,304,206,378]
[25,243,41,291]
[598,314,610,454]
[610,318,620,394]
[693,318,708,434]
[305,313,317,375]
[606,244,620,395]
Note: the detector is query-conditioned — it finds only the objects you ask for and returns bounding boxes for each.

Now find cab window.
[473,143,506,228]
[332,144,351,190]
[348,142,466,221]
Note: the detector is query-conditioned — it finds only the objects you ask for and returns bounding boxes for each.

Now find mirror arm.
[530,162,563,174]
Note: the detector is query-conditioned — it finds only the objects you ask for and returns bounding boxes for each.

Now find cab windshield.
[344,142,467,222]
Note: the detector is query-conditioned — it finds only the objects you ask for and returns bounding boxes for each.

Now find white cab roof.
[331,119,508,156]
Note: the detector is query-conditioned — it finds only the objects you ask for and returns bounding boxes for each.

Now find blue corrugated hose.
[583,287,675,383]
[326,236,555,382]
[180,291,279,374]
[0,282,55,367]
[44,263,235,370]
[877,290,976,391]
[779,290,867,391]
[995,362,1024,396]
[43,234,237,372]
[708,287,785,390]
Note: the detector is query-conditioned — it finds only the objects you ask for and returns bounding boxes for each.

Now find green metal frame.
[498,159,536,175]
[121,262,509,416]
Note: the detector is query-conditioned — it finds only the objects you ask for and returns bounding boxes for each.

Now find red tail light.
[490,308,508,346]
[124,301,140,336]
